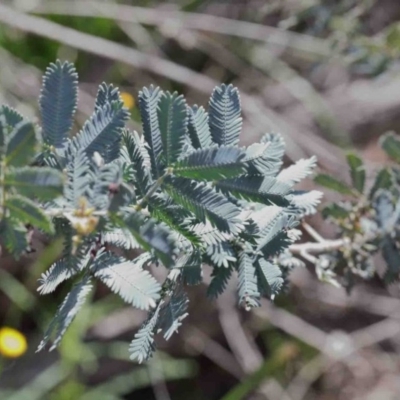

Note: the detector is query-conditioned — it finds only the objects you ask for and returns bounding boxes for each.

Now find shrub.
[0,60,398,363]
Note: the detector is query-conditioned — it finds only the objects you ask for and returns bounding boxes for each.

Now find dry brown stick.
[31,1,329,58]
[0,4,347,173]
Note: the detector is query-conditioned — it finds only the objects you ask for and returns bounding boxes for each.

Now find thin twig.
[31,1,329,57]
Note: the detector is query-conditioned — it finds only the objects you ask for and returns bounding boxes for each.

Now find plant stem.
[135,169,171,210]
[289,238,345,255]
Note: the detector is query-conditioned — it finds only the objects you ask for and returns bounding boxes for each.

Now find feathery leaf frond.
[216,175,291,206]
[69,102,129,163]
[173,145,246,181]
[39,60,78,148]
[187,105,213,149]
[207,264,234,299]
[91,252,160,310]
[256,259,284,299]
[37,276,92,352]
[238,252,260,310]
[209,84,242,147]
[165,176,243,234]
[277,156,317,185]
[129,304,162,363]
[6,195,53,234]
[158,91,188,166]
[158,289,189,340]
[139,86,163,177]
[5,167,63,201]
[95,83,122,110]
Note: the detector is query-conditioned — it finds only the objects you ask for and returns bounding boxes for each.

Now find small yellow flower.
[120,92,135,109]
[0,327,27,358]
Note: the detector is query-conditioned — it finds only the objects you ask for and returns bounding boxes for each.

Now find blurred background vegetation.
[1,0,400,399]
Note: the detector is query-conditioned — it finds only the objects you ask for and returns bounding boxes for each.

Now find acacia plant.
[0,60,398,363]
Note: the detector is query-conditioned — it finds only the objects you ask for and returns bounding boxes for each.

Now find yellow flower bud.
[0,327,27,358]
[120,92,135,109]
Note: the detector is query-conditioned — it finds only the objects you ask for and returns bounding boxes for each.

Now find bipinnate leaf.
[158,91,188,166]
[209,84,242,147]
[164,176,243,234]
[173,145,246,180]
[0,105,24,129]
[139,85,163,178]
[6,120,38,167]
[187,105,212,149]
[37,277,92,352]
[158,289,189,340]
[130,304,162,363]
[277,156,317,185]
[39,60,78,148]
[238,252,260,310]
[256,259,283,299]
[216,175,291,206]
[95,83,122,110]
[91,252,160,310]
[69,101,129,163]
[6,195,54,234]
[5,167,63,200]
[207,265,234,299]
[38,258,81,294]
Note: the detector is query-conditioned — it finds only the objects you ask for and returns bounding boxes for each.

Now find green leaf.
[0,117,6,159]
[205,241,236,268]
[173,145,246,180]
[277,156,317,185]
[158,91,188,166]
[209,84,242,147]
[149,194,202,246]
[39,60,78,148]
[116,211,176,268]
[237,252,260,310]
[65,149,91,207]
[347,153,365,193]
[380,132,400,164]
[69,101,129,163]
[245,134,285,176]
[37,276,92,352]
[0,220,28,258]
[216,175,291,206]
[207,265,234,299]
[6,120,38,167]
[5,167,64,201]
[0,105,24,130]
[138,85,163,178]
[6,195,54,234]
[164,176,243,234]
[287,190,323,216]
[314,174,353,195]
[176,251,203,285]
[158,289,189,340]
[381,237,400,284]
[369,168,393,199]
[121,130,152,198]
[129,304,161,363]
[256,259,283,299]
[322,203,349,220]
[187,105,212,149]
[95,83,122,110]
[91,252,160,310]
[38,257,82,294]
[256,213,292,257]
